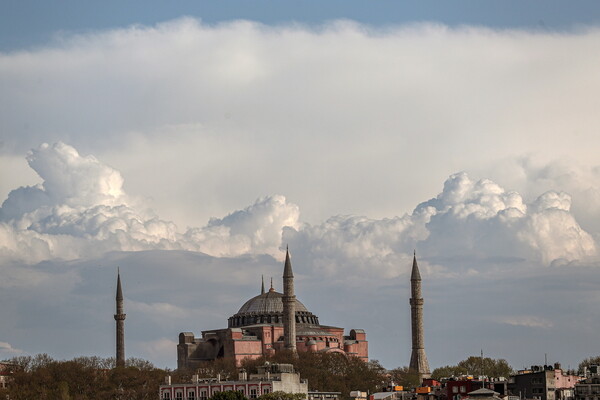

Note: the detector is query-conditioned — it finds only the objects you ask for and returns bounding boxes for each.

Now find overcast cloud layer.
[1,19,600,370]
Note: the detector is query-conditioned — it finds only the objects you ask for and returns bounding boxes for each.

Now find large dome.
[237,290,309,314]
[228,288,320,328]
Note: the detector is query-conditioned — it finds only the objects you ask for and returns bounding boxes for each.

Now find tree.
[2,353,168,400]
[578,356,600,375]
[431,365,467,381]
[240,351,387,397]
[431,356,513,380]
[193,357,238,380]
[259,391,306,400]
[389,366,420,389]
[211,390,248,400]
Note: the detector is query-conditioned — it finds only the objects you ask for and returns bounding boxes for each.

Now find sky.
[1,3,600,372]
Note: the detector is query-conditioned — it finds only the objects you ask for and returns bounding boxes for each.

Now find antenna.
[481,349,484,381]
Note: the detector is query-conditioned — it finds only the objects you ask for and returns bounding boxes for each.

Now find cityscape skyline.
[1,5,600,371]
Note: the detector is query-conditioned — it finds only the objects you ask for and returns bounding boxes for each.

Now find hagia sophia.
[114,248,430,380]
[176,249,369,368]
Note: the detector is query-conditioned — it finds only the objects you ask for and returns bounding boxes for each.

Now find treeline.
[3,352,599,400]
[430,356,514,381]
[0,352,386,400]
[0,354,167,400]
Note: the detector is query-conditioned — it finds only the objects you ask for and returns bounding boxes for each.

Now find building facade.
[160,362,308,400]
[178,249,367,368]
[575,365,600,400]
[508,365,579,400]
[0,362,16,390]
[446,378,484,400]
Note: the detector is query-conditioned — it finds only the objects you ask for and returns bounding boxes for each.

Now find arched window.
[163,392,171,400]
[188,392,196,400]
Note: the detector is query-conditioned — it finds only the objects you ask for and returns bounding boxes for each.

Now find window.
[460,386,466,393]
[164,393,171,400]
[264,388,270,394]
[200,390,208,400]
[188,392,196,400]
[251,388,258,398]
[176,392,184,400]
[453,386,459,394]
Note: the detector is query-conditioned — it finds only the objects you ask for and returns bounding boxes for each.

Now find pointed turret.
[409,252,430,381]
[284,247,294,278]
[411,251,421,281]
[114,269,126,367]
[282,247,297,352]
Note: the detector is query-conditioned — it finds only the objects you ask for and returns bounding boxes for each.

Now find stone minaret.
[409,252,430,380]
[114,269,126,367]
[282,247,297,352]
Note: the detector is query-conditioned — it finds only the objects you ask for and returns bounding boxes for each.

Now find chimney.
[239,369,248,381]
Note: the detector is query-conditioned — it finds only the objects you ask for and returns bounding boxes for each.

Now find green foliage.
[431,365,467,381]
[195,357,238,379]
[0,354,168,400]
[578,356,600,375]
[431,356,513,380]
[211,390,248,400]
[259,391,306,400]
[389,366,420,389]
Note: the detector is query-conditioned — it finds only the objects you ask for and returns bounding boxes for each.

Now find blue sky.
[1,2,600,371]
[2,1,600,50]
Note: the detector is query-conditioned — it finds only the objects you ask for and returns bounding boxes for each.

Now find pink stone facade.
[160,381,274,400]
[178,313,368,368]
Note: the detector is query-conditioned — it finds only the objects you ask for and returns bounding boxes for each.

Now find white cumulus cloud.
[0,143,596,275]
[284,172,596,282]
[0,143,299,263]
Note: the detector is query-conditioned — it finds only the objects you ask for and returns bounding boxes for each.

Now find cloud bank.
[0,143,595,273]
[2,18,600,229]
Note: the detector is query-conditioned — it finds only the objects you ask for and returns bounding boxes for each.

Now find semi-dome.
[228,288,320,328]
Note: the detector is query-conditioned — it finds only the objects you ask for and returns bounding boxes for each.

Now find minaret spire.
[261,275,265,295]
[114,268,126,367]
[409,252,430,381]
[282,247,297,352]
